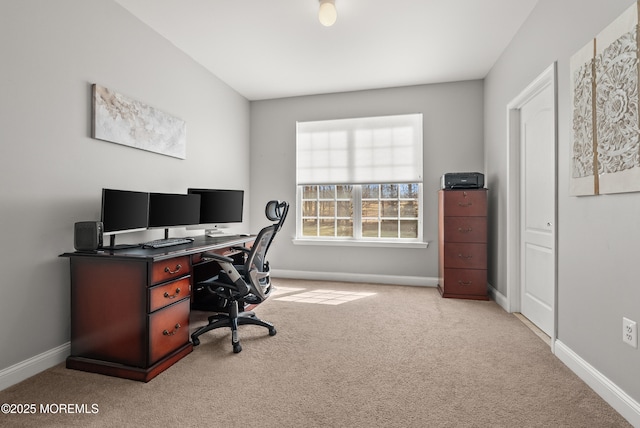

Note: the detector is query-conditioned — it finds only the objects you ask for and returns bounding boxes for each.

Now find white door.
[519,82,555,337]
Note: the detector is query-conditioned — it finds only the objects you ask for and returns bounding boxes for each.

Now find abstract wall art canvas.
[570,1,640,195]
[92,84,186,159]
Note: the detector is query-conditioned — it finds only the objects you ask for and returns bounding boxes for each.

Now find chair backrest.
[264,200,289,251]
[243,201,289,302]
[265,200,289,232]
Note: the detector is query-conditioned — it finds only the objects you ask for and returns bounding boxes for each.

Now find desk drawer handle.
[457,227,473,233]
[164,264,182,275]
[457,280,472,286]
[457,202,473,207]
[457,254,473,259]
[163,288,181,299]
[163,323,181,336]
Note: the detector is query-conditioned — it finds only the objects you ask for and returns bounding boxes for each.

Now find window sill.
[292,238,429,249]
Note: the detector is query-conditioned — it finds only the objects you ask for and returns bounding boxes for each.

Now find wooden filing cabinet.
[67,255,193,382]
[437,189,489,300]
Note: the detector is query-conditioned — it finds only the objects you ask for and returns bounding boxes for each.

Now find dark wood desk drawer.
[441,189,487,216]
[443,217,487,243]
[148,298,190,365]
[443,243,487,269]
[149,277,191,312]
[442,268,487,296]
[151,256,191,285]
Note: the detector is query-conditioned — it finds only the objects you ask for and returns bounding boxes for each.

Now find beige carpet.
[0,279,631,427]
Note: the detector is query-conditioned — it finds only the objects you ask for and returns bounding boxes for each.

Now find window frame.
[295,183,426,248]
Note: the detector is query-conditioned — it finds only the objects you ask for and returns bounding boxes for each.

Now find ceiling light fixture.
[318,0,337,27]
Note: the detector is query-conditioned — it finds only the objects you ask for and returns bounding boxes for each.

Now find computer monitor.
[101,188,149,235]
[188,188,244,235]
[148,192,201,229]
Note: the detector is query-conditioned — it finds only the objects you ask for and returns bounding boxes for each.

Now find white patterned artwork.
[570,2,640,195]
[92,84,186,159]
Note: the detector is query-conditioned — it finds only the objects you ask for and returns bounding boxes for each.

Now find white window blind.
[296,113,423,185]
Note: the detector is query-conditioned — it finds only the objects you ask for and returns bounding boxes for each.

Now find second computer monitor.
[148,192,201,228]
[188,188,244,225]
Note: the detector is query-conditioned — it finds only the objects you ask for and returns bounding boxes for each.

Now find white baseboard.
[490,285,638,425]
[555,340,640,427]
[0,343,69,392]
[272,269,437,287]
[488,282,509,311]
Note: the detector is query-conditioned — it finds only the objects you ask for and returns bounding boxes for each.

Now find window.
[296,114,423,244]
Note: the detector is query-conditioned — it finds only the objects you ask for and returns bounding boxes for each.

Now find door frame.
[506,62,558,350]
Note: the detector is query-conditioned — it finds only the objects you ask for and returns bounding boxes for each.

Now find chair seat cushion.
[198,272,246,299]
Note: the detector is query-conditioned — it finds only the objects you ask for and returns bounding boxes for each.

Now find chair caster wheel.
[233,343,242,353]
[192,337,200,346]
[269,328,277,336]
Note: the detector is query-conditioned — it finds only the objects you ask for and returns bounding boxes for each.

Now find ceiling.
[114,0,539,101]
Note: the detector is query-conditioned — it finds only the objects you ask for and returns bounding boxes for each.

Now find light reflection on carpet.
[274,289,376,305]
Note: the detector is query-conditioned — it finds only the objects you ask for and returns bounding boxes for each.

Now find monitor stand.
[105,235,140,250]
[205,226,227,238]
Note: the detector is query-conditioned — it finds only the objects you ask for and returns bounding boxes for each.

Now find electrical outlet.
[623,317,637,348]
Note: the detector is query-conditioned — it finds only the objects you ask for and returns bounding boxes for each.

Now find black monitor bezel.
[147,192,201,229]
[100,188,150,235]
[187,188,244,224]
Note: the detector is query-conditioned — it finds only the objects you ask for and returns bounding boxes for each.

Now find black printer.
[440,172,485,189]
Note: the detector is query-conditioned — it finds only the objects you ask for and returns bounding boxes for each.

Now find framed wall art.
[91,84,186,159]
[570,1,640,195]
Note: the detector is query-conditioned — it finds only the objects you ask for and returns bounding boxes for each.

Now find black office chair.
[191,200,289,353]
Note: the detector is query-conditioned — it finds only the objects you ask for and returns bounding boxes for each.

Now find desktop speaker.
[74,221,103,251]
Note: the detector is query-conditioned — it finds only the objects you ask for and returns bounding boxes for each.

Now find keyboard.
[141,237,194,249]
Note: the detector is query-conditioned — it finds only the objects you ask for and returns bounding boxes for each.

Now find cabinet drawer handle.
[457,227,473,233]
[457,280,472,286]
[457,254,473,259]
[163,288,181,299]
[457,202,473,207]
[163,323,181,336]
[164,264,182,275]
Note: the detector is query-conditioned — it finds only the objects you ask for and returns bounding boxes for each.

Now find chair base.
[191,300,276,353]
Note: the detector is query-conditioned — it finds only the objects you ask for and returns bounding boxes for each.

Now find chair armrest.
[231,246,250,254]
[201,252,235,264]
[201,252,243,286]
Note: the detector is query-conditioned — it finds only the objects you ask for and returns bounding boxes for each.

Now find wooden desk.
[60,234,254,382]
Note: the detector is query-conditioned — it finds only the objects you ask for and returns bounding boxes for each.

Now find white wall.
[485,0,640,411]
[249,81,484,282]
[0,0,250,375]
